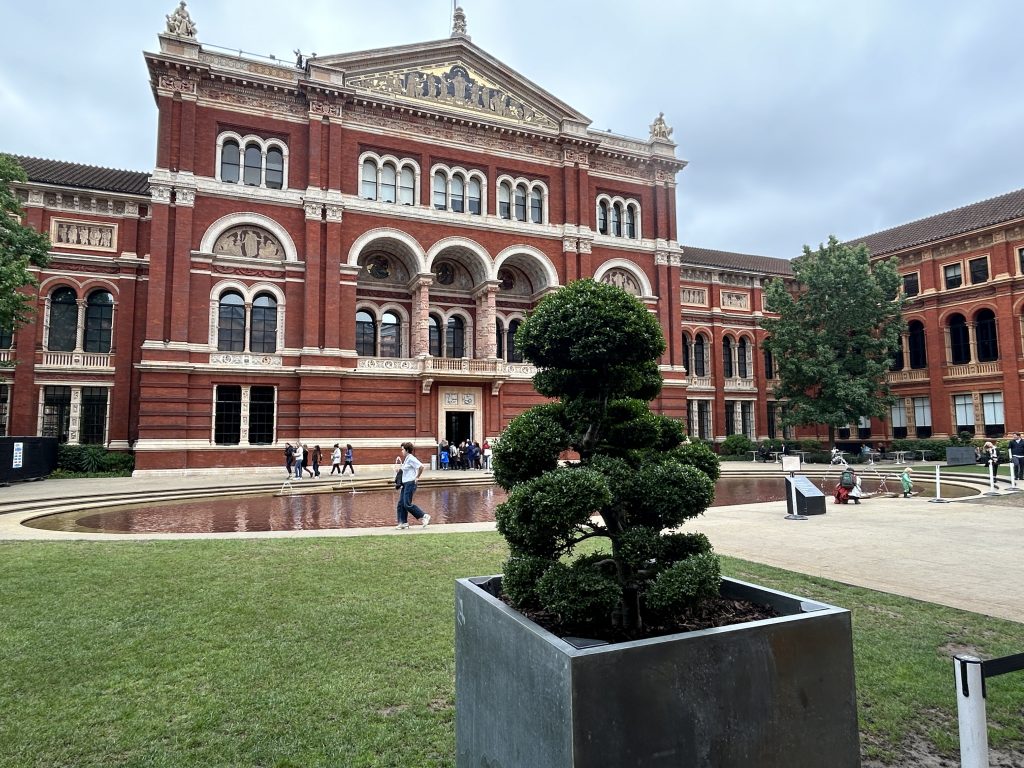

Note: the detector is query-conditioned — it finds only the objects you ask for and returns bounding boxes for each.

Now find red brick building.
[4,7,1022,472]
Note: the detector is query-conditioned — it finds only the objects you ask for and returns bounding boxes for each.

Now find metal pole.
[984,458,1000,496]
[954,655,989,768]
[930,464,949,503]
[1006,458,1021,493]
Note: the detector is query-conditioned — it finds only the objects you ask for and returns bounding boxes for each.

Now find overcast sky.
[3,1,1023,258]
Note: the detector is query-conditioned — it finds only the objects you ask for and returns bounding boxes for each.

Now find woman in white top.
[394,442,430,530]
[330,444,342,475]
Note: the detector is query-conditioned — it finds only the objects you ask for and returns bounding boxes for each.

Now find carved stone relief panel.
[497,267,531,296]
[213,226,284,260]
[50,218,118,252]
[358,252,411,285]
[432,259,473,291]
[720,290,750,310]
[600,268,642,296]
[681,287,708,307]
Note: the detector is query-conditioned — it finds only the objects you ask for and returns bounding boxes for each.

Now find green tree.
[0,154,51,334]
[492,279,722,638]
[762,236,904,444]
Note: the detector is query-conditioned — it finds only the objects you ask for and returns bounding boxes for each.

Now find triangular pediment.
[312,38,590,134]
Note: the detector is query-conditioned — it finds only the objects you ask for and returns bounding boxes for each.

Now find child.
[900,467,913,498]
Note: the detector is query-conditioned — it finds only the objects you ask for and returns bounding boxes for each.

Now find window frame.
[943,262,963,290]
[968,256,989,285]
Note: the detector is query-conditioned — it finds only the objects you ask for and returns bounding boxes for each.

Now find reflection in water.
[27,475,964,535]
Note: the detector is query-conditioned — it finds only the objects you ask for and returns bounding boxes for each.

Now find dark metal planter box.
[455,575,860,768]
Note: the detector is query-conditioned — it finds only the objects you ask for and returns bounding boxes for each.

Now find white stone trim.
[492,244,560,289]
[215,131,290,190]
[593,258,654,298]
[425,236,492,284]
[345,227,427,271]
[199,213,298,262]
[495,175,549,224]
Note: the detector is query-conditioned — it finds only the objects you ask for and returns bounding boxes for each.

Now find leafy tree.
[761,236,904,444]
[492,279,722,638]
[0,155,51,334]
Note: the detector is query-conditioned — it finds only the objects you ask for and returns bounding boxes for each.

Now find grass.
[1,535,1022,767]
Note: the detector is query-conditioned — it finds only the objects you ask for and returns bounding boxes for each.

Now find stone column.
[968,322,979,363]
[411,275,433,357]
[474,282,500,359]
[75,300,87,352]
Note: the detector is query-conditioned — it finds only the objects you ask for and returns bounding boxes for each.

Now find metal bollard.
[954,655,989,768]
[930,464,949,503]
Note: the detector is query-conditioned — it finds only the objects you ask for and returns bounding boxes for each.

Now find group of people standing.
[283,442,355,478]
[438,439,491,471]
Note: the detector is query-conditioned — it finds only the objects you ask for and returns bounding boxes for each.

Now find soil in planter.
[503,595,780,645]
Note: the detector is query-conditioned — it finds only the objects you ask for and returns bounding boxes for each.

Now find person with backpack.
[834,467,857,504]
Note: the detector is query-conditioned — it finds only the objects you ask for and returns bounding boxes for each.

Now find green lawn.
[1,535,1022,767]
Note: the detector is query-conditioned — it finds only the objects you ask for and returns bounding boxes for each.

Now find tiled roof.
[681,245,793,277]
[9,155,150,196]
[848,188,1024,256]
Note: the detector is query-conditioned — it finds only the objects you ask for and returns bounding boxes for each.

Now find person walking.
[284,442,295,477]
[330,443,342,475]
[342,444,355,475]
[900,467,913,498]
[303,444,316,478]
[394,441,430,530]
[1010,432,1024,481]
[293,442,304,479]
[482,439,492,471]
[310,445,322,477]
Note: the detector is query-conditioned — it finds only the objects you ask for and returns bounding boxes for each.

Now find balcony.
[687,375,714,391]
[945,361,1001,379]
[355,357,537,379]
[40,351,114,370]
[886,369,930,384]
[723,377,756,392]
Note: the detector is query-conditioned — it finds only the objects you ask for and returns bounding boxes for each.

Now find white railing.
[945,362,1001,379]
[887,369,930,383]
[723,377,757,392]
[41,351,113,368]
[0,349,11,365]
[687,375,714,390]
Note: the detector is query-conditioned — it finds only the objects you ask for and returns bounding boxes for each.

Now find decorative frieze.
[199,82,305,117]
[680,288,708,307]
[936,234,993,259]
[325,205,343,222]
[721,291,750,310]
[680,268,713,283]
[174,188,195,207]
[719,273,755,287]
[600,268,642,296]
[50,218,118,252]
[309,100,342,118]
[151,185,172,204]
[213,226,284,260]
[209,353,282,367]
[157,74,197,96]
[562,148,589,164]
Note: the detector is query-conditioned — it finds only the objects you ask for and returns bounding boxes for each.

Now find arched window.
[220,141,240,183]
[0,328,12,349]
[611,203,622,237]
[243,144,262,186]
[265,147,284,190]
[250,294,277,353]
[598,201,609,235]
[451,175,465,213]
[381,164,397,203]
[625,205,636,239]
[429,314,442,357]
[84,290,113,353]
[722,337,734,378]
[764,348,775,379]
[495,318,505,360]
[48,287,78,352]
[433,172,447,210]
[217,292,246,352]
[446,316,465,358]
[975,309,998,362]
[361,159,378,199]
[530,188,542,224]
[694,333,707,378]
[948,314,970,365]
[514,184,527,221]
[908,320,927,369]
[499,183,511,219]
[356,311,376,356]
[681,332,691,373]
[468,178,482,215]
[380,311,400,358]
[738,338,749,378]
[399,167,415,205]
[507,319,523,363]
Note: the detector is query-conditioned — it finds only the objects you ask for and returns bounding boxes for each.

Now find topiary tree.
[492,279,722,638]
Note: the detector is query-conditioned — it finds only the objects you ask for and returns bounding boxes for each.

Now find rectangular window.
[968,257,989,285]
[943,263,962,290]
[42,386,72,442]
[724,401,735,437]
[214,385,242,445]
[902,273,919,297]
[890,400,907,439]
[1018,247,1024,275]
[433,175,447,210]
[858,415,871,440]
[767,402,777,439]
[249,386,276,445]
[0,384,8,437]
[740,402,753,439]
[80,387,108,445]
[697,400,711,441]
[912,397,931,439]
[981,392,1003,438]
[953,394,974,435]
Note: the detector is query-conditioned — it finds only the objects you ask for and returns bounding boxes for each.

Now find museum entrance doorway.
[445,411,473,446]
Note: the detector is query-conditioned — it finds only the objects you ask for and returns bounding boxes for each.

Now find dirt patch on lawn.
[862,732,1023,767]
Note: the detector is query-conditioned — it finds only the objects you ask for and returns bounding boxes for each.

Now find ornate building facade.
[4,7,1023,472]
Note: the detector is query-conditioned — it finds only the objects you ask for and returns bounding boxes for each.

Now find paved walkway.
[2,462,1021,623]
